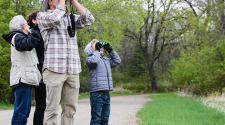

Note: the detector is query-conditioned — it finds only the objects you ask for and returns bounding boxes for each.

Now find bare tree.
[184,0,225,36]
[215,0,225,35]
[125,0,187,91]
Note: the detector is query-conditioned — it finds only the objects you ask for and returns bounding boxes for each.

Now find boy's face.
[100,48,105,55]
[91,41,105,55]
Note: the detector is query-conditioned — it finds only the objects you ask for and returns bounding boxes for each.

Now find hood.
[2,30,25,45]
[84,42,93,56]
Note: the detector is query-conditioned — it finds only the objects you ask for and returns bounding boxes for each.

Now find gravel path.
[0,95,150,125]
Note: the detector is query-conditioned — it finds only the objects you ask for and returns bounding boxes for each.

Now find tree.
[125,0,188,91]
[13,0,41,16]
[169,0,225,95]
[182,0,225,40]
[0,0,16,103]
[0,0,41,102]
[74,0,144,91]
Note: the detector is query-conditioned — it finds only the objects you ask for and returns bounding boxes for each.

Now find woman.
[2,15,42,125]
[27,12,46,125]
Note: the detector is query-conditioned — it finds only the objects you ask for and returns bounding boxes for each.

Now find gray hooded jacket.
[85,42,121,92]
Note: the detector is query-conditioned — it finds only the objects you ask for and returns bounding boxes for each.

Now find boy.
[85,39,121,125]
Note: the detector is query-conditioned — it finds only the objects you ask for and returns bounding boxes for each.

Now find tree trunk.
[148,64,158,91]
[216,0,225,36]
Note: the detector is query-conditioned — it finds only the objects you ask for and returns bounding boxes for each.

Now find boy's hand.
[103,43,113,53]
[91,42,96,51]
[95,42,102,52]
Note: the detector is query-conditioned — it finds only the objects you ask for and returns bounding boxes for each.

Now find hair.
[90,39,99,44]
[9,15,27,31]
[27,11,39,28]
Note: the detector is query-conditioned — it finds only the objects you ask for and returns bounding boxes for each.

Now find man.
[37,0,95,125]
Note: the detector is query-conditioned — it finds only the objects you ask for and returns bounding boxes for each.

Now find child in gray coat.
[85,39,121,125]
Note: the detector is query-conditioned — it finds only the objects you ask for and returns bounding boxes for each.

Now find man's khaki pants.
[43,70,80,125]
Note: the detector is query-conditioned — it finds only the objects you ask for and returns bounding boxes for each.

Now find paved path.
[0,95,150,125]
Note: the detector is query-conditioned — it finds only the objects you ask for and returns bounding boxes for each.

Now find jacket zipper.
[101,58,110,90]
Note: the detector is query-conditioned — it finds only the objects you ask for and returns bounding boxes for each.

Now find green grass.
[138,93,225,125]
[79,92,90,99]
[0,103,13,110]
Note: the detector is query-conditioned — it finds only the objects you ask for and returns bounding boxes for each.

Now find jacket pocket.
[10,66,21,86]
[91,92,102,98]
[23,67,41,85]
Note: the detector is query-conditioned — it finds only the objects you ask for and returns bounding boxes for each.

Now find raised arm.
[109,51,121,68]
[103,43,121,68]
[14,32,41,52]
[71,0,95,29]
[86,51,101,69]
[37,6,66,30]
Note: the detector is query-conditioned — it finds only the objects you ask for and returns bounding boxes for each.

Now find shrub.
[0,45,13,103]
[170,40,225,95]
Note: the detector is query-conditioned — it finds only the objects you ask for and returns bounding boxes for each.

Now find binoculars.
[67,14,75,37]
[66,0,76,37]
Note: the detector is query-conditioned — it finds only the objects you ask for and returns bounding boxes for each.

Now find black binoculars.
[66,0,76,37]
[67,14,75,37]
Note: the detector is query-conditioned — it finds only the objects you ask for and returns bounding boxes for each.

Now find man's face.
[48,0,60,10]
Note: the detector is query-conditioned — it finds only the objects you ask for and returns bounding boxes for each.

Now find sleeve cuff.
[92,51,101,56]
[109,51,116,55]
[81,9,91,16]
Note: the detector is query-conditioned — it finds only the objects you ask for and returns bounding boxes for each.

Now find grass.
[202,96,225,114]
[138,93,225,125]
[0,103,13,110]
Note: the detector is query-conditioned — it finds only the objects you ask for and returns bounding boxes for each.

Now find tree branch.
[184,0,198,17]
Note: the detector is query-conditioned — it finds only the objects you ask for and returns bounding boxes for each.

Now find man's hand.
[59,0,66,10]
[71,0,78,3]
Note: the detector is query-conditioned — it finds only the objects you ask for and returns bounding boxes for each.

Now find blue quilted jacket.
[85,45,121,92]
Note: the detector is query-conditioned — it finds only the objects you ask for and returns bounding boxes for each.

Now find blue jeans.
[90,91,110,125]
[11,86,32,125]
